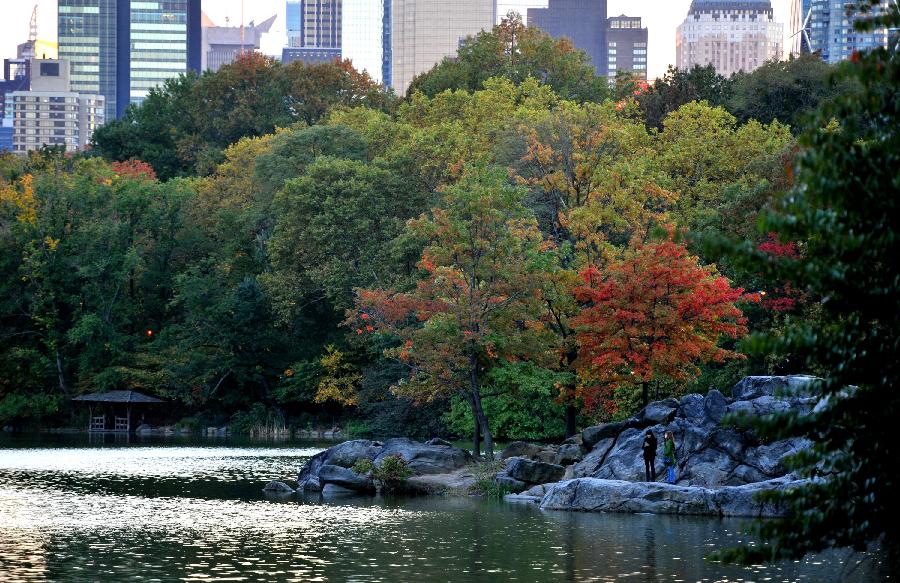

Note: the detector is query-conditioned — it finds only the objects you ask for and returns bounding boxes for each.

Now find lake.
[0,434,888,582]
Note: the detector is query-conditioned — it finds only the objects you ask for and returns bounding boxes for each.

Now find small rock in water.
[262,480,294,493]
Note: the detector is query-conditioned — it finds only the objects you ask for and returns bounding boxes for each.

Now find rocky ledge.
[297,437,475,494]
[499,375,820,515]
[534,477,804,518]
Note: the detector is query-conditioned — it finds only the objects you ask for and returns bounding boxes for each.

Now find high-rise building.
[676,0,783,77]
[283,0,343,64]
[391,0,496,95]
[789,0,811,56]
[57,0,201,120]
[527,0,608,75]
[10,59,105,153]
[606,15,648,80]
[790,0,891,63]
[342,0,392,85]
[202,14,277,72]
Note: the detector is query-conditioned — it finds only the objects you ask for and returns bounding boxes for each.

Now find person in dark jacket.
[641,430,658,481]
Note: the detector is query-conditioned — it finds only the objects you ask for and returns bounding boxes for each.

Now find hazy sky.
[1,0,792,81]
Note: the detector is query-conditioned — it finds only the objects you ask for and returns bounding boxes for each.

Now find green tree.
[408,13,609,102]
[636,65,732,130]
[350,166,556,458]
[727,54,845,132]
[710,3,900,565]
[92,54,393,179]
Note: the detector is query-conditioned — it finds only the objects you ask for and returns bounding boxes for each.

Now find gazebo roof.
[72,390,164,404]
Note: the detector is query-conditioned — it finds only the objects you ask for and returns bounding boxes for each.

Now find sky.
[1,0,792,81]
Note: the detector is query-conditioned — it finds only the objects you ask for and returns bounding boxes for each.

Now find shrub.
[351,455,411,494]
[469,460,511,498]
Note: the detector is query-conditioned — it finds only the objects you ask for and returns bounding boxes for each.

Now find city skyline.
[2,1,793,82]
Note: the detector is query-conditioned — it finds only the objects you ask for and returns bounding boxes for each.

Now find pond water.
[0,434,889,582]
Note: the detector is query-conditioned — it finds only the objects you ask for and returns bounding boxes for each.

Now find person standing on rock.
[641,430,658,481]
[663,431,677,484]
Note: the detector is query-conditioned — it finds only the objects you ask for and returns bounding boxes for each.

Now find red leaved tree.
[111,159,157,182]
[573,236,757,414]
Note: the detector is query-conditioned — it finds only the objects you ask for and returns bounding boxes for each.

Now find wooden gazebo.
[72,390,164,433]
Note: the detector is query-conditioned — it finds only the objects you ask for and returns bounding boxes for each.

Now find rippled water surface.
[0,435,889,582]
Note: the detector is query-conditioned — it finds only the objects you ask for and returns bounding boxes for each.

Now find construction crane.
[29,5,38,44]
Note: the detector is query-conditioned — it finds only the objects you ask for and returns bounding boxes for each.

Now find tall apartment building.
[10,59,105,153]
[342,0,392,84]
[606,15,649,80]
[676,0,783,77]
[57,0,201,120]
[789,0,891,63]
[391,0,496,95]
[202,14,277,72]
[283,0,343,64]
[528,0,609,75]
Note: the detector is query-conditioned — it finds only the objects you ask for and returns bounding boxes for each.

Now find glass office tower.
[528,0,608,75]
[58,0,200,120]
[342,0,391,84]
[804,0,890,63]
[129,1,189,103]
[284,0,342,64]
[58,0,119,120]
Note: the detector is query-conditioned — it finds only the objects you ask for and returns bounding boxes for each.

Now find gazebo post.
[127,405,131,433]
[88,404,93,432]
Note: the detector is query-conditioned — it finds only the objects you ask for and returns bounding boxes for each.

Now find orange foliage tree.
[573,236,756,415]
[349,166,555,458]
[111,159,157,182]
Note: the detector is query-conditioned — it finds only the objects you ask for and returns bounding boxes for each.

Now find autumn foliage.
[111,159,158,182]
[573,236,757,414]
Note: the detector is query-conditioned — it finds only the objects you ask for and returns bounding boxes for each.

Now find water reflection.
[0,439,888,582]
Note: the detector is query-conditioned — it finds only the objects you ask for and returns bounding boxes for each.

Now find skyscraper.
[57,0,201,120]
[202,14,277,72]
[283,0,343,64]
[342,0,392,85]
[527,0,608,75]
[390,0,495,95]
[606,15,649,80]
[791,0,891,63]
[676,0,783,77]
[10,58,105,153]
[789,0,812,56]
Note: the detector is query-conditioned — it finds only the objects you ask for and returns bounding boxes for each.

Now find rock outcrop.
[571,376,818,488]
[297,437,474,493]
[539,477,804,518]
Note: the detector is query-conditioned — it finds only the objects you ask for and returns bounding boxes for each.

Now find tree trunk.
[641,382,649,408]
[471,388,493,460]
[471,401,481,458]
[55,348,69,396]
[565,403,578,438]
[468,351,493,459]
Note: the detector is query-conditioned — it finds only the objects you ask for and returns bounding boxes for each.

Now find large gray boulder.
[641,398,678,424]
[554,443,585,466]
[297,439,382,491]
[262,480,294,493]
[318,464,375,492]
[731,375,820,400]
[374,438,473,475]
[500,441,545,460]
[540,477,802,518]
[582,420,636,449]
[506,457,566,485]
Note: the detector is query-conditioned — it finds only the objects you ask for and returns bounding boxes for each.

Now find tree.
[92,54,393,179]
[636,65,732,131]
[350,166,555,458]
[573,235,754,415]
[710,2,900,565]
[407,12,609,102]
[727,54,846,132]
